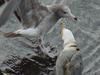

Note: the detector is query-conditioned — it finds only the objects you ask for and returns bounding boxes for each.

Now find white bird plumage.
[62,28,76,46]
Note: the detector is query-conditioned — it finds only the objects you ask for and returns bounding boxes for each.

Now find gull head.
[51,4,77,21]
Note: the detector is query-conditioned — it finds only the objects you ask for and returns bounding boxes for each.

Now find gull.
[56,20,83,75]
[0,0,77,38]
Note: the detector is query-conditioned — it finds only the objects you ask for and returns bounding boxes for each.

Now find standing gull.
[56,20,83,75]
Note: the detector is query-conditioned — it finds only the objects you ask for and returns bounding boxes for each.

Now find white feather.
[62,28,76,45]
[14,28,39,36]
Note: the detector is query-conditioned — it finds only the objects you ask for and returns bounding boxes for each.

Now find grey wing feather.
[17,0,50,28]
[0,0,21,27]
[70,51,83,75]
[0,0,49,28]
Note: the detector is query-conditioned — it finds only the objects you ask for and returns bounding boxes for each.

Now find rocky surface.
[0,0,100,75]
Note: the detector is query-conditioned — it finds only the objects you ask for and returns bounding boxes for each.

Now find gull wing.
[70,51,83,75]
[0,0,21,27]
[16,0,50,28]
[0,0,49,28]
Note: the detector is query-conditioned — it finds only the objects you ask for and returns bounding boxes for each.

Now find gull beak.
[66,7,78,21]
[68,15,78,21]
[73,17,77,21]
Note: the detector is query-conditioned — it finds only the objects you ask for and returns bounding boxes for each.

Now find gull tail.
[4,32,21,38]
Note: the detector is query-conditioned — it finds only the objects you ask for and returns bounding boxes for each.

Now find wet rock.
[0,38,57,75]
